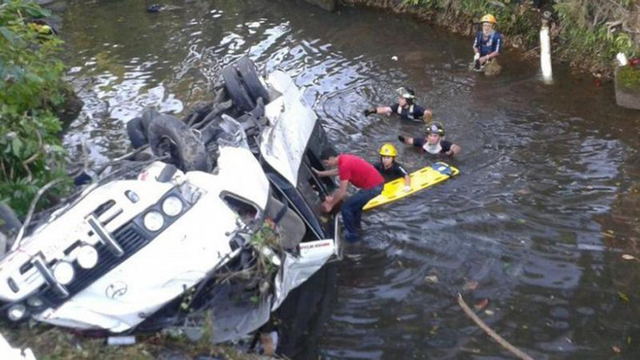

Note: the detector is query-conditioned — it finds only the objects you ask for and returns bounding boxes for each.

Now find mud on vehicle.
[0,58,342,340]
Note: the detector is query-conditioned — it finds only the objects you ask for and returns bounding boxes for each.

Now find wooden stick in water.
[457,293,535,360]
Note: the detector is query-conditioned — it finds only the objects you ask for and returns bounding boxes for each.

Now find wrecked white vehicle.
[0,333,35,360]
[0,58,342,341]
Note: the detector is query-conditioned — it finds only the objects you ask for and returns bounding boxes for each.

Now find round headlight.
[77,245,99,269]
[143,211,164,232]
[53,261,75,285]
[162,196,183,217]
[27,296,43,308]
[8,304,26,321]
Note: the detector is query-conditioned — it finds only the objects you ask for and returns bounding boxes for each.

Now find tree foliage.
[0,0,70,216]
[554,0,640,68]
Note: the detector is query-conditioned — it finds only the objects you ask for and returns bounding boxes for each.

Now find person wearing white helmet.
[363,87,433,123]
[398,122,461,157]
[473,14,503,70]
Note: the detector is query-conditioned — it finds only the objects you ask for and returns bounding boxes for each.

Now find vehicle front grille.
[41,222,150,307]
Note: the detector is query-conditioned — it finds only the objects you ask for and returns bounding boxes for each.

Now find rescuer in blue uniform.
[398,122,461,157]
[473,14,503,70]
[373,144,411,192]
[363,87,433,123]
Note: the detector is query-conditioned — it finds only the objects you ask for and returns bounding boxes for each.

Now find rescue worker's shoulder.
[394,162,409,175]
[412,104,426,116]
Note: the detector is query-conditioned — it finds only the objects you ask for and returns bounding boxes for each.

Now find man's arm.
[331,180,349,205]
[403,175,411,187]
[396,164,411,187]
[364,106,394,116]
[376,106,393,115]
[480,51,499,63]
[423,109,433,121]
[480,36,501,63]
[322,180,349,212]
[397,135,421,147]
[313,168,339,177]
[413,105,433,122]
[446,143,461,156]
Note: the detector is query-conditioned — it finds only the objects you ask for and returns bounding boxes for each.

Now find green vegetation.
[554,0,639,73]
[618,65,640,91]
[400,0,640,75]
[250,222,282,278]
[0,0,70,216]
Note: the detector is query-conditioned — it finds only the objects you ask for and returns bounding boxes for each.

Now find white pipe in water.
[540,20,553,83]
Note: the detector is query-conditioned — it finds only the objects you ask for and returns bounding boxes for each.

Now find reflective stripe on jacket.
[474,30,502,56]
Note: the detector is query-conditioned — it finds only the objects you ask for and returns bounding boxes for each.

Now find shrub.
[618,64,640,91]
[0,0,70,217]
[554,0,640,71]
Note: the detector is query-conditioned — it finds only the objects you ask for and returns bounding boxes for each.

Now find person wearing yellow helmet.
[398,122,461,156]
[374,144,412,192]
[473,14,503,70]
[363,87,433,123]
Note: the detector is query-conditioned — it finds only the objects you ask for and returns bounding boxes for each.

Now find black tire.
[141,108,161,134]
[147,115,212,172]
[235,57,270,104]
[126,117,148,149]
[222,64,255,113]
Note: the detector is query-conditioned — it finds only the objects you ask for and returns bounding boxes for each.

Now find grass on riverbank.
[1,321,267,360]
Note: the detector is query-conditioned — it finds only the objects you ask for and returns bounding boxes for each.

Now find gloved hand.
[363,109,375,116]
[473,53,482,70]
[403,185,412,193]
[398,135,406,143]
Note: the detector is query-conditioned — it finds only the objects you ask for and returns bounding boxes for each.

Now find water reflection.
[60,0,640,359]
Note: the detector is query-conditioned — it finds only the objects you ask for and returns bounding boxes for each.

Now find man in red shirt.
[314,150,384,242]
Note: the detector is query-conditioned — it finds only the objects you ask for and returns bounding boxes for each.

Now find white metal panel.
[0,333,36,360]
[0,179,173,302]
[260,70,317,186]
[271,239,335,311]
[37,192,239,331]
[213,146,270,210]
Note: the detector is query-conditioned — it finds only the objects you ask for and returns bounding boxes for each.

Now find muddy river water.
[59,0,640,359]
